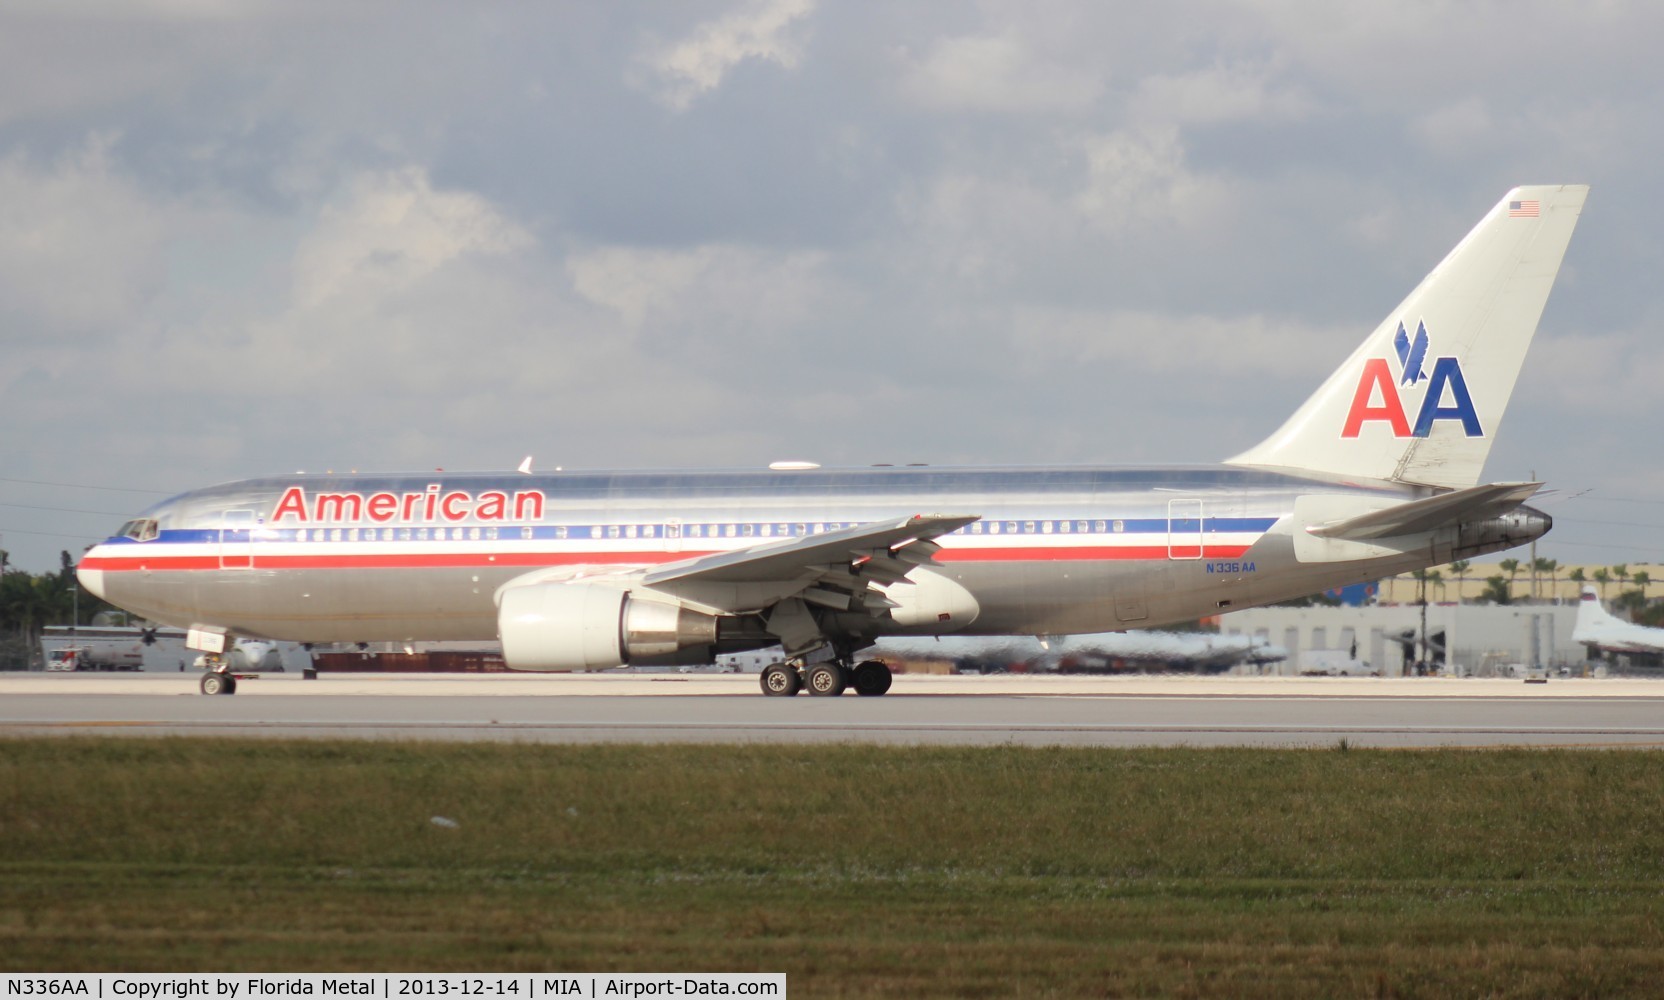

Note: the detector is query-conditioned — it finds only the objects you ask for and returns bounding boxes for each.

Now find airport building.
[1220,601,1587,677]
[1213,562,1664,677]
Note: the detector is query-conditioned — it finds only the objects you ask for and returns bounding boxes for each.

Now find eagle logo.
[1393,321,1429,386]
[1342,318,1482,439]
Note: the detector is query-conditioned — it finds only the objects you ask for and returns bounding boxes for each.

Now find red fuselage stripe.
[79,544,1255,573]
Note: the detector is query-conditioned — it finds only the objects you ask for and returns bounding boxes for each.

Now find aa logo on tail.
[1341,321,1482,439]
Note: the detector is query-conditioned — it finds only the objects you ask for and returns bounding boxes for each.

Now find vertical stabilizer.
[1573,584,1618,636]
[1228,185,1587,488]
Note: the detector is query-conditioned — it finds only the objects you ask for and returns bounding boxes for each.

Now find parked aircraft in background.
[873,631,1287,674]
[1572,586,1664,657]
[78,186,1587,697]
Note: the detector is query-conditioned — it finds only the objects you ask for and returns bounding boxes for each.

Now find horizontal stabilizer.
[1307,481,1542,541]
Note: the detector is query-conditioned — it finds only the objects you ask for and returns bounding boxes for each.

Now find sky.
[2,0,1662,573]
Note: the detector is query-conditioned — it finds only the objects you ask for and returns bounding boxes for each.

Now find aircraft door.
[1167,499,1203,559]
[665,518,682,553]
[220,509,257,570]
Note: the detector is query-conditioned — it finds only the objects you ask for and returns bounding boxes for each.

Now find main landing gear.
[759,659,893,698]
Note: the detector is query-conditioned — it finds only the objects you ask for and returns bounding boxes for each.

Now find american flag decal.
[1509,199,1540,218]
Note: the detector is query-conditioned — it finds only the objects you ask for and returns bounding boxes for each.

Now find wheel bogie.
[806,662,847,697]
[852,660,893,697]
[759,662,801,697]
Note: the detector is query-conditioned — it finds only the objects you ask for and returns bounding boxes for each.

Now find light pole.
[70,583,78,634]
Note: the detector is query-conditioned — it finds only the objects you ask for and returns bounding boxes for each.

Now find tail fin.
[1228,185,1588,488]
[1575,585,1616,629]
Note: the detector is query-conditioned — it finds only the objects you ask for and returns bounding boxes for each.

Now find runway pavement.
[4,671,1663,747]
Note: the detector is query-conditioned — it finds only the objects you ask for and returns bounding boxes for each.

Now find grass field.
[3,738,1663,997]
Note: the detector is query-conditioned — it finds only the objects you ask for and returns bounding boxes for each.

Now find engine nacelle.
[874,568,980,631]
[498,583,719,671]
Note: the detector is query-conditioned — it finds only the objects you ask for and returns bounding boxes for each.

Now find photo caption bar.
[2,976,785,1000]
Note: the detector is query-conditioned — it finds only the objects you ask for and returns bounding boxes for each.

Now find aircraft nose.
[76,554,108,601]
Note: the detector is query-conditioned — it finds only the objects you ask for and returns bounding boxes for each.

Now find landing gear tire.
[760,663,801,697]
[200,672,236,696]
[852,660,893,697]
[807,662,847,697]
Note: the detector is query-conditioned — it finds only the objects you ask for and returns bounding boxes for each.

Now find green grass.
[3,739,1664,997]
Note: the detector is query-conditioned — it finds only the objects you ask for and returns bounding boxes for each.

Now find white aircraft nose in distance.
[79,185,1588,697]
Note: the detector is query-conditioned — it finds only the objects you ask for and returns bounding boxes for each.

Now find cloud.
[898,31,1104,114]
[0,135,167,334]
[566,243,834,353]
[637,0,816,111]
[1074,127,1230,232]
[1128,60,1313,126]
[292,168,532,308]
[1009,306,1352,380]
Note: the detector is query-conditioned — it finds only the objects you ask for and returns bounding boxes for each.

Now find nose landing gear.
[198,657,237,696]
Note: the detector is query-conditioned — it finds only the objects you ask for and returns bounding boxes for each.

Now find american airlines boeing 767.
[79,185,1587,697]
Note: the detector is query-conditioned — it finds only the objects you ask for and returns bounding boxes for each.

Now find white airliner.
[1572,585,1664,656]
[79,185,1588,697]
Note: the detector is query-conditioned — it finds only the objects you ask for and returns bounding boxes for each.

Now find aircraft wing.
[639,513,980,615]
[1307,481,1542,541]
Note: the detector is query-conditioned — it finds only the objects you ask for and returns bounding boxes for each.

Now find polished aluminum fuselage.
[78,465,1544,647]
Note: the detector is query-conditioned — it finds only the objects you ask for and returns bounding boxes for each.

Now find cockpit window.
[118,518,160,542]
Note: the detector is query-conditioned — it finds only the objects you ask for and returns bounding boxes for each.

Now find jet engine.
[498,583,719,671]
[873,568,981,630]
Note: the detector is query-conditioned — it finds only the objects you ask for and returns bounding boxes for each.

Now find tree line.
[1413,558,1663,624]
[0,549,120,669]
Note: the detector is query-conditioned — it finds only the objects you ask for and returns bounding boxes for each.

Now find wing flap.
[640,513,979,614]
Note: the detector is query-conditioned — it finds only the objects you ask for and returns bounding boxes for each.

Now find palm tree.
[1635,570,1652,602]
[1499,558,1521,602]
[1481,575,1512,605]
[1448,559,1472,604]
[1428,569,1446,603]
[1613,564,1631,594]
[1409,568,1430,606]
[1532,557,1558,602]
[1568,566,1587,594]
[1593,567,1612,599]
